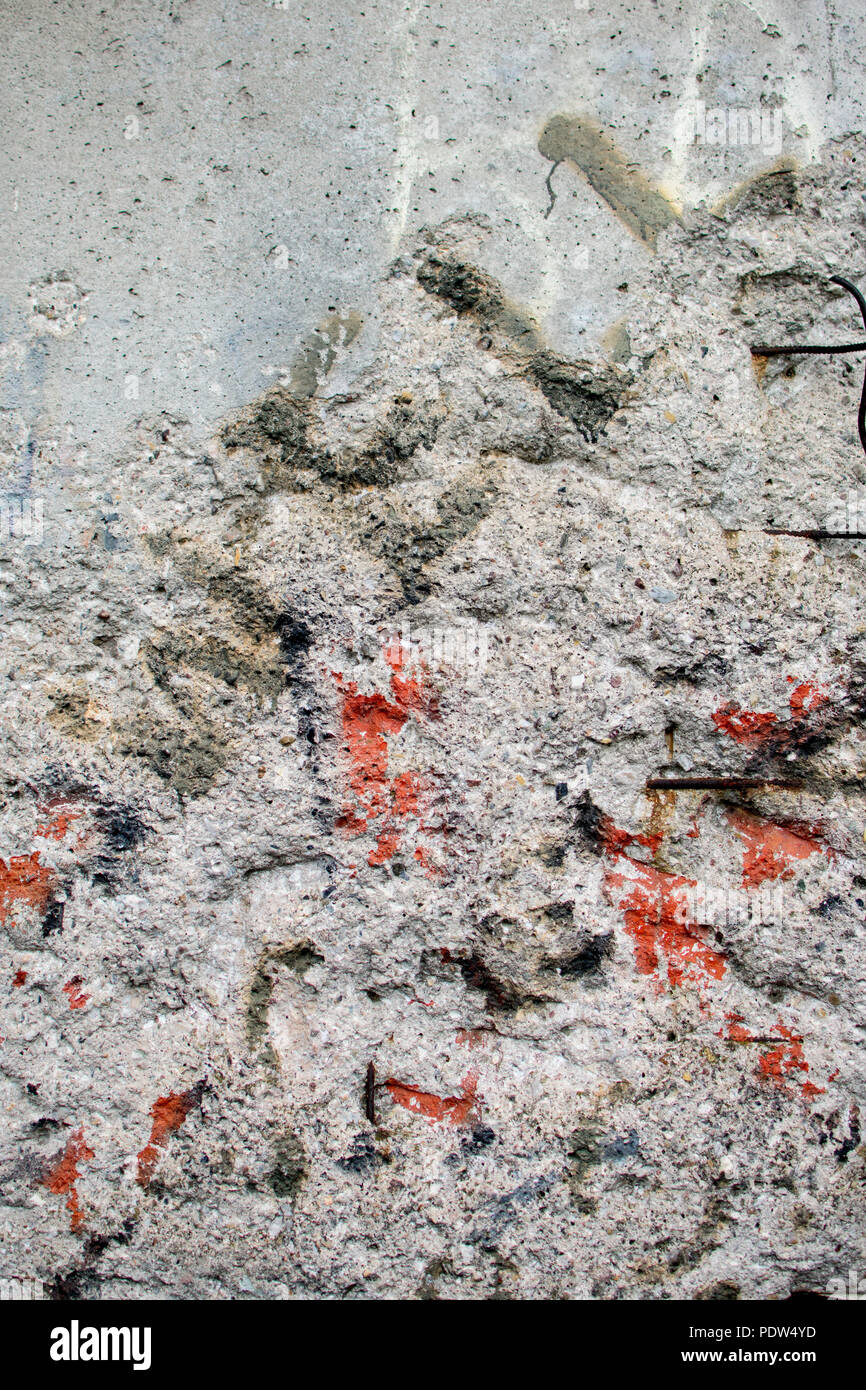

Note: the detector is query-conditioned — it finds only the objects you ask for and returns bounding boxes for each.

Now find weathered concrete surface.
[1,0,865,1300]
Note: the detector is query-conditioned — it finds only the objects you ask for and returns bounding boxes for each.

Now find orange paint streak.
[595,813,725,994]
[413,844,444,878]
[726,807,826,888]
[758,1025,823,1097]
[334,643,440,866]
[12,969,26,988]
[337,687,406,818]
[385,1069,480,1126]
[136,1086,202,1186]
[42,1128,94,1231]
[390,769,429,817]
[62,976,90,1010]
[368,828,402,866]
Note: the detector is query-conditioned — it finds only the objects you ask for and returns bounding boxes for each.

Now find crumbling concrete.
[1,1,865,1302]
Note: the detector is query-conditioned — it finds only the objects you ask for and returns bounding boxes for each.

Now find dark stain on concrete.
[566,1125,602,1195]
[538,114,680,248]
[246,941,324,1052]
[113,711,227,799]
[528,348,628,441]
[376,468,500,602]
[268,1130,308,1198]
[602,1128,639,1160]
[274,613,312,667]
[547,931,614,980]
[416,251,629,442]
[718,164,800,219]
[145,534,307,660]
[107,535,319,796]
[667,1193,730,1274]
[223,386,442,494]
[288,311,363,399]
[571,788,607,855]
[694,1279,742,1300]
[45,1216,138,1301]
[142,627,287,706]
[417,255,539,348]
[39,772,150,890]
[314,399,443,492]
[537,840,567,868]
[41,897,65,938]
[336,1133,381,1174]
[455,950,523,1013]
[223,389,316,485]
[48,548,310,797]
[440,943,552,1015]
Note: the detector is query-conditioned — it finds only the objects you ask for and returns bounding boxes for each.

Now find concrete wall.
[1,0,864,1300]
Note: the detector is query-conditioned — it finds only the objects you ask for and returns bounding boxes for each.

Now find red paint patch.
[412,844,443,877]
[711,705,779,746]
[720,1011,753,1043]
[42,1128,94,1232]
[720,1013,823,1101]
[598,816,662,859]
[12,969,26,988]
[385,1069,480,1126]
[759,1025,824,1099]
[35,805,84,842]
[334,643,441,867]
[136,1084,203,1186]
[456,1028,488,1049]
[62,976,90,1011]
[604,857,726,994]
[595,814,725,994]
[0,852,56,927]
[788,681,829,718]
[712,679,829,748]
[726,807,826,888]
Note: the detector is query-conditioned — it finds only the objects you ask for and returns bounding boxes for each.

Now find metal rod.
[646,776,803,791]
[750,274,866,457]
[751,341,866,357]
[831,276,866,456]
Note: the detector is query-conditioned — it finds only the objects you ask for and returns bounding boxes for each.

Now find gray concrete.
[1,0,865,1302]
[2,0,865,458]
